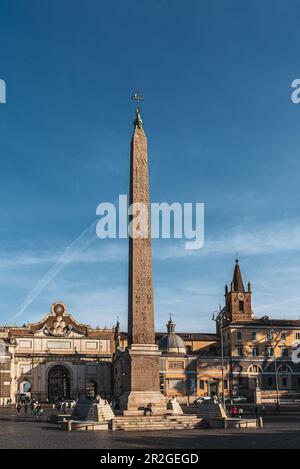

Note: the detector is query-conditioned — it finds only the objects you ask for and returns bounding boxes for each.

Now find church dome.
[158,318,186,354]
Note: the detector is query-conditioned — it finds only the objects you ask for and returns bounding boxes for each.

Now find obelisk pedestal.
[119,344,166,415]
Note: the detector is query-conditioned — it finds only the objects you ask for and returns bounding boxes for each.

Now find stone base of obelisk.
[118,344,167,415]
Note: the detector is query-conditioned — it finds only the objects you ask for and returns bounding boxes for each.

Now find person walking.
[238,407,244,419]
[35,404,43,419]
[38,405,44,419]
[16,402,22,416]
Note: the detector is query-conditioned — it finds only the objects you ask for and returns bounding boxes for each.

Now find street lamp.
[212,306,227,408]
[0,340,6,406]
[270,329,280,407]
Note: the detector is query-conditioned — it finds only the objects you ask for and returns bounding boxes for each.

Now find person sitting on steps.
[144,402,153,416]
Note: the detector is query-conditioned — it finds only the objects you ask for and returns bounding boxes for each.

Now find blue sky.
[1,0,300,333]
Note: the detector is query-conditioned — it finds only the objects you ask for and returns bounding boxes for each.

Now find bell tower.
[224,259,252,323]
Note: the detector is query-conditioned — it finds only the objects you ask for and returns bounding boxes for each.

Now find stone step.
[112,414,203,431]
[113,416,199,422]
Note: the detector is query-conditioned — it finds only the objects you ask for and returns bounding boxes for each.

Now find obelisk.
[119,92,166,414]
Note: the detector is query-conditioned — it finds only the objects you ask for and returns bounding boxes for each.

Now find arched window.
[277,365,292,388]
[278,364,292,374]
[248,364,262,374]
[20,380,31,393]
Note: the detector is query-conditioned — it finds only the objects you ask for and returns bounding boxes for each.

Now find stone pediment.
[29,302,88,338]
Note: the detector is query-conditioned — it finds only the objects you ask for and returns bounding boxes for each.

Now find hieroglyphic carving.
[128,125,155,345]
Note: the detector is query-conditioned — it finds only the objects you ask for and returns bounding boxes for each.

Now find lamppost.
[212,306,227,408]
[0,340,6,406]
[270,329,280,407]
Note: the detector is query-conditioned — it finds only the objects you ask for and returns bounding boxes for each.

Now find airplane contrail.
[9,219,98,322]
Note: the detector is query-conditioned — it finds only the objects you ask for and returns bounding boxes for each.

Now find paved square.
[0,407,300,449]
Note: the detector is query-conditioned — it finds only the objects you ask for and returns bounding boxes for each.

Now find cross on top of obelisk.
[131,90,144,108]
[131,90,144,127]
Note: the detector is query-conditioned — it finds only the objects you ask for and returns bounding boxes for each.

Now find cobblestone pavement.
[0,407,300,449]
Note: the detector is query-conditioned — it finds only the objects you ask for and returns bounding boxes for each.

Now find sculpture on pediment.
[50,315,72,336]
[43,302,73,337]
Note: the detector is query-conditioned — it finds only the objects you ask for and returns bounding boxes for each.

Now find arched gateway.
[48,365,71,402]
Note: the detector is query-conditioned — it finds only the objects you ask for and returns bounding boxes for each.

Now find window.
[281,347,288,357]
[295,332,300,341]
[278,365,292,374]
[297,378,300,387]
[238,377,243,386]
[224,380,228,389]
[266,331,273,341]
[199,380,205,390]
[19,340,32,349]
[85,341,98,350]
[20,380,31,393]
[236,331,242,341]
[99,340,110,353]
[239,301,244,312]
[248,364,262,373]
[282,377,288,387]
[251,332,257,341]
[168,361,184,369]
[266,347,274,357]
[252,347,259,357]
[237,346,244,357]
[267,377,273,386]
[281,332,287,341]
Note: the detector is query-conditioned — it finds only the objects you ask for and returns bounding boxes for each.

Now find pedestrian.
[231,405,238,418]
[16,402,21,416]
[238,407,244,419]
[261,404,266,416]
[35,404,42,419]
[38,405,44,419]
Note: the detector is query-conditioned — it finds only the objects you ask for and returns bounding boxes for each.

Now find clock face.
[237,293,244,301]
[53,303,65,315]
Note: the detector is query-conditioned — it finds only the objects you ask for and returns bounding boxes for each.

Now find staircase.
[196,398,228,421]
[112,414,203,431]
[196,398,258,429]
[96,402,115,421]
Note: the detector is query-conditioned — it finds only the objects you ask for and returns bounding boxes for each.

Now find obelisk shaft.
[128,124,155,345]
[117,99,166,413]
